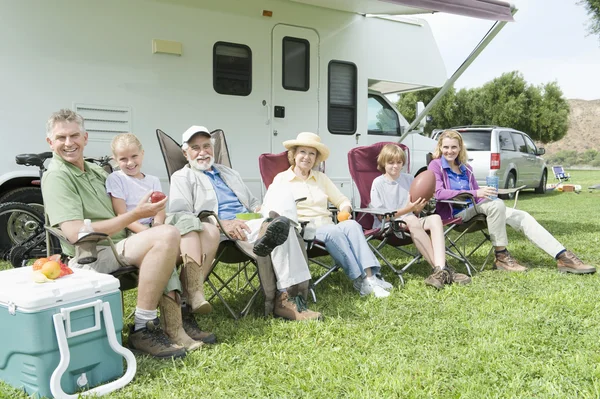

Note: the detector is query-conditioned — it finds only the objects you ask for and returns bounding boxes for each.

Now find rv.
[0,0,513,249]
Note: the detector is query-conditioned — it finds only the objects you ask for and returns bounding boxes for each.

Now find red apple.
[150,191,166,203]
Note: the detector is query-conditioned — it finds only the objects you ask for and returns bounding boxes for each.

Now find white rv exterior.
[0,0,453,206]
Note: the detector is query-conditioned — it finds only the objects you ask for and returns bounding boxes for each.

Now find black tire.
[0,202,45,256]
[535,170,547,194]
[499,172,516,200]
[0,187,44,213]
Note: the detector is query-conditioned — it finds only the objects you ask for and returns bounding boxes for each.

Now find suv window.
[522,135,537,155]
[499,131,515,151]
[458,130,491,151]
[511,132,527,153]
[367,95,399,135]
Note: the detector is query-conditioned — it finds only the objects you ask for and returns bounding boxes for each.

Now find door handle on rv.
[262,100,271,125]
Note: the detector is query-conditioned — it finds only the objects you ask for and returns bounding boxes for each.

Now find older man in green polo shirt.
[42,109,205,359]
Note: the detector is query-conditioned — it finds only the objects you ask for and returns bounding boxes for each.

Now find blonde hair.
[287,146,324,169]
[111,133,143,156]
[376,144,406,173]
[46,109,85,138]
[432,130,468,165]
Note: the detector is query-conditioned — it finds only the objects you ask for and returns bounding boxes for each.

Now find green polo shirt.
[42,153,127,256]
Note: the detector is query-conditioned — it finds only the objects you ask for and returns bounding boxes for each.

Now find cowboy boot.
[159,294,203,352]
[180,254,212,315]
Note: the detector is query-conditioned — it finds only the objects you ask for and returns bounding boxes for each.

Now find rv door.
[271,25,319,151]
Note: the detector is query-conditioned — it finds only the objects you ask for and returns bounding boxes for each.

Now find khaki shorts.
[68,239,132,273]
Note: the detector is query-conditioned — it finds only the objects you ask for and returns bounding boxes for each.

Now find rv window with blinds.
[282,37,309,91]
[328,61,357,135]
[213,42,252,96]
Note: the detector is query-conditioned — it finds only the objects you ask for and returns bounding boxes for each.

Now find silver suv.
[431,126,548,197]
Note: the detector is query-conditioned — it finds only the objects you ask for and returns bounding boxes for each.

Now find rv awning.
[289,0,514,21]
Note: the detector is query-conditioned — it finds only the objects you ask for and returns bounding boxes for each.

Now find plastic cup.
[236,212,262,220]
[486,175,499,200]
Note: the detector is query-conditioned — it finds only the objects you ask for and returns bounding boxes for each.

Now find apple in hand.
[150,191,166,203]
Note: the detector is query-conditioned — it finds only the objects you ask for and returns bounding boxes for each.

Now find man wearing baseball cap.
[166,125,322,321]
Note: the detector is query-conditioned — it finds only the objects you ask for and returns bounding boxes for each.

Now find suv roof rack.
[450,125,499,129]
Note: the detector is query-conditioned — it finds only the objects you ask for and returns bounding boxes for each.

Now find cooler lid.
[0,267,120,312]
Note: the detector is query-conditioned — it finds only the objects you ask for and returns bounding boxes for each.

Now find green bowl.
[236,212,262,220]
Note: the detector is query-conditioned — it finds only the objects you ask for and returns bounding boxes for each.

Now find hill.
[540,99,600,157]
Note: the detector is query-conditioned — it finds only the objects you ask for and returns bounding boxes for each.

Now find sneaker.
[445,265,472,285]
[557,251,596,274]
[494,251,528,272]
[424,266,451,290]
[274,292,323,321]
[374,274,393,291]
[182,307,217,344]
[360,276,390,298]
[128,318,187,359]
[253,216,291,257]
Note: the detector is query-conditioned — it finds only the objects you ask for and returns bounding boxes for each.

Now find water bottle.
[485,172,499,200]
[78,219,94,240]
[303,219,316,242]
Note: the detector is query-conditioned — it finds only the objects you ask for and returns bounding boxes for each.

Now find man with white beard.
[167,126,322,321]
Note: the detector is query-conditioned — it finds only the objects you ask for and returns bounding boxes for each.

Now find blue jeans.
[315,220,380,280]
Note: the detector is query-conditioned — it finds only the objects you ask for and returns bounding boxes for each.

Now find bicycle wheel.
[0,202,56,263]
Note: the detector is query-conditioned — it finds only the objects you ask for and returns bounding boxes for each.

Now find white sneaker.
[374,275,393,291]
[361,277,390,298]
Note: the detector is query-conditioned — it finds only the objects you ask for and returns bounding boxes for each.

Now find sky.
[418,0,600,100]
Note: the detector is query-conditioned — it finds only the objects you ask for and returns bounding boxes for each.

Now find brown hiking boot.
[494,251,527,272]
[274,291,323,321]
[445,265,472,285]
[424,266,451,290]
[128,318,186,359]
[182,306,217,344]
[181,254,212,315]
[253,216,291,257]
[557,251,596,274]
[159,295,203,352]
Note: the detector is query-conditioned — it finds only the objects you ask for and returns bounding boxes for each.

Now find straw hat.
[283,132,330,162]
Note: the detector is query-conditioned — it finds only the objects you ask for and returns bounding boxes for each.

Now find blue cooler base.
[0,291,124,398]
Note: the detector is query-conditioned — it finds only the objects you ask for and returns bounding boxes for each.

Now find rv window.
[328,61,357,135]
[367,95,400,136]
[282,37,309,91]
[213,42,252,96]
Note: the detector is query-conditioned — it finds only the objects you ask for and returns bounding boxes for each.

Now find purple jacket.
[427,157,485,220]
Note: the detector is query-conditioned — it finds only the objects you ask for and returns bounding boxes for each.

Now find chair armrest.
[498,185,526,209]
[198,210,235,240]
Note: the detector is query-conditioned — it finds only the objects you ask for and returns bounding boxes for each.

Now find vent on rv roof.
[74,104,132,143]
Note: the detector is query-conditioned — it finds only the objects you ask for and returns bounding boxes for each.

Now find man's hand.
[220,219,251,241]
[133,191,167,220]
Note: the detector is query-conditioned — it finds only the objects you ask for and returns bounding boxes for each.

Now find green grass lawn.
[2,171,600,398]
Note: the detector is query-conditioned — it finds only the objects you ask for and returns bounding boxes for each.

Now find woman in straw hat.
[271,132,391,298]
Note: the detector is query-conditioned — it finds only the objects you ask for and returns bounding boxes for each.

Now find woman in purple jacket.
[428,130,595,274]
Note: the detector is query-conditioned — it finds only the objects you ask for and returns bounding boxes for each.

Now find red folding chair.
[348,142,474,281]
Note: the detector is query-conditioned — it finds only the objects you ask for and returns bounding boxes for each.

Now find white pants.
[456,199,565,258]
[228,184,310,290]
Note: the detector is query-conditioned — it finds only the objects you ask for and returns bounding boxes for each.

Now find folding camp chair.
[156,128,267,319]
[257,151,337,300]
[552,165,570,182]
[348,142,478,283]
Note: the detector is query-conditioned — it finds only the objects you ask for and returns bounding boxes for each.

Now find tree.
[579,0,600,39]
[395,71,570,143]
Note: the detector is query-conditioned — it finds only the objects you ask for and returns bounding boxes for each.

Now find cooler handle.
[61,300,102,338]
[50,301,137,399]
